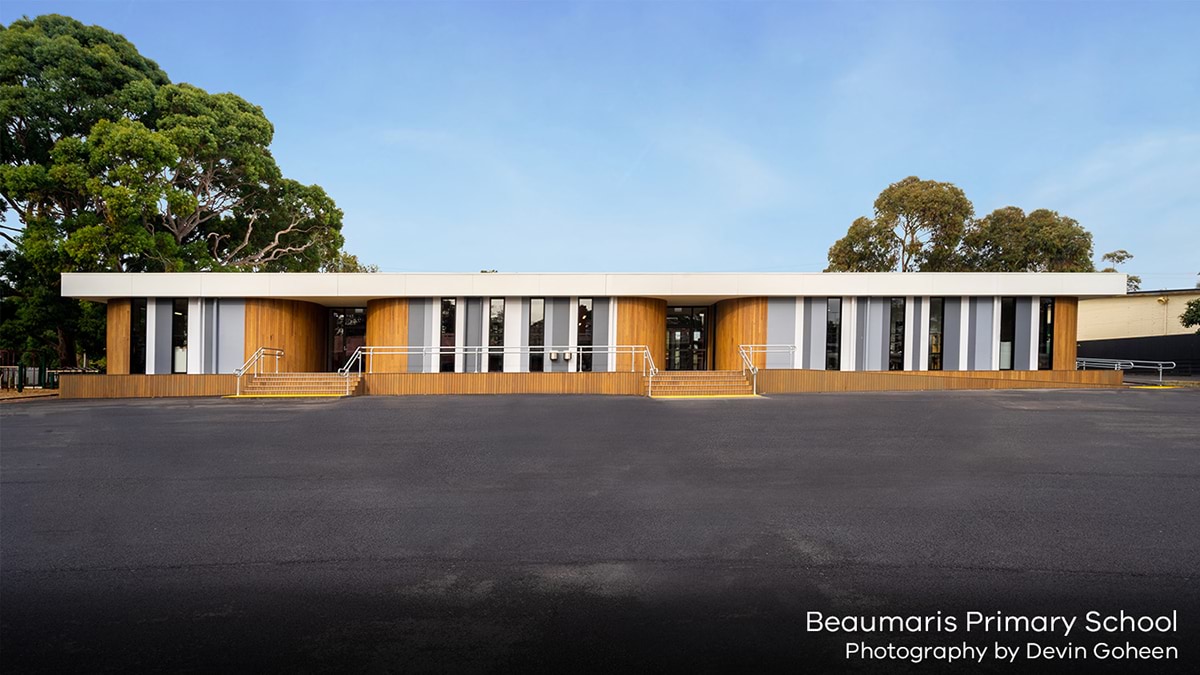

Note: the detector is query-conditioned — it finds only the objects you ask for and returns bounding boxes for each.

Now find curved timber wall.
[243,299,327,372]
[365,298,409,372]
[1052,296,1079,370]
[616,297,666,372]
[106,299,131,375]
[713,297,767,370]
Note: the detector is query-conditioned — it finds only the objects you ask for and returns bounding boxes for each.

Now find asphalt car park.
[2,389,1197,672]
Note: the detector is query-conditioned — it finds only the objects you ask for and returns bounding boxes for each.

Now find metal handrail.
[737,344,797,395]
[234,346,284,395]
[338,345,660,395]
[1077,357,1176,383]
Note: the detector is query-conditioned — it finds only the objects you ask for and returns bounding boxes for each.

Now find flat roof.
[61,272,1128,305]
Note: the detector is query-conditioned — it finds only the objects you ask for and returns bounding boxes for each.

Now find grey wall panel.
[859,298,887,371]
[766,298,796,369]
[408,299,429,373]
[804,299,824,370]
[943,298,961,370]
[549,298,571,372]
[465,298,483,372]
[1014,298,1034,370]
[592,298,610,372]
[215,299,244,374]
[971,297,996,370]
[148,298,173,374]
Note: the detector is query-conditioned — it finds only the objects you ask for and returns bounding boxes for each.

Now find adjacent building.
[1078,288,1200,375]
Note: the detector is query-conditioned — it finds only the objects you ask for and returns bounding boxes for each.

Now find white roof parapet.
[61,272,1129,304]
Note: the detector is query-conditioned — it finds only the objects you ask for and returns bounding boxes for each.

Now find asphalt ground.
[2,389,1198,673]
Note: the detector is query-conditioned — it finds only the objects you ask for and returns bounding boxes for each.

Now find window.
[1038,298,1055,370]
[529,298,545,372]
[130,298,147,374]
[825,298,841,371]
[888,297,906,371]
[171,298,188,374]
[440,298,456,373]
[927,298,944,371]
[488,298,505,372]
[577,298,593,372]
[999,297,1016,370]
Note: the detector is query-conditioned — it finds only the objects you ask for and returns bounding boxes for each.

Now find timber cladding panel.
[615,297,666,372]
[364,372,643,395]
[757,368,1121,394]
[243,299,327,372]
[1052,296,1079,370]
[60,374,237,399]
[713,297,768,371]
[106,299,131,375]
[365,298,409,372]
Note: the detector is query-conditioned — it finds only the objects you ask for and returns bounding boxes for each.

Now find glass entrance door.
[666,306,709,370]
[330,308,366,372]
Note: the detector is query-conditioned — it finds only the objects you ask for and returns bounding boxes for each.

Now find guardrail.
[234,346,284,395]
[338,345,660,395]
[737,344,798,394]
[1077,357,1176,383]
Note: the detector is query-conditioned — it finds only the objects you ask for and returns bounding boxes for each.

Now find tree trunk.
[56,327,78,368]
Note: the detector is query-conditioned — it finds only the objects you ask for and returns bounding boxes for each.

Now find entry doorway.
[666,306,710,370]
[329,307,366,372]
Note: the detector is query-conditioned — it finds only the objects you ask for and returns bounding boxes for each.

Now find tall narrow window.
[130,298,147,374]
[171,298,189,374]
[927,298,944,371]
[888,297,906,371]
[488,298,505,372]
[1038,298,1055,370]
[825,298,841,371]
[999,297,1016,370]
[529,298,545,373]
[577,298,593,372]
[440,298,457,373]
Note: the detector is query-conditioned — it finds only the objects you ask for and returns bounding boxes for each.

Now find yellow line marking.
[651,394,760,399]
[223,394,347,398]
[1129,385,1179,390]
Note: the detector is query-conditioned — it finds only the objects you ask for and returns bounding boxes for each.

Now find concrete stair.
[237,372,361,397]
[649,370,755,397]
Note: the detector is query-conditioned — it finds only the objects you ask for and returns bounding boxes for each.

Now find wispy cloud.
[1027,131,1200,286]
[654,124,790,210]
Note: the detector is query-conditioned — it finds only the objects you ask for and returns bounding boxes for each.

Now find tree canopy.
[1182,299,1200,335]
[826,176,1116,275]
[1,14,362,366]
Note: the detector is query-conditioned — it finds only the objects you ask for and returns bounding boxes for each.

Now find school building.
[59,271,1128,398]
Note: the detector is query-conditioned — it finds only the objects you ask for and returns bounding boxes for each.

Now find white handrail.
[234,346,283,395]
[737,346,758,395]
[1077,357,1176,383]
[737,344,797,395]
[338,344,659,395]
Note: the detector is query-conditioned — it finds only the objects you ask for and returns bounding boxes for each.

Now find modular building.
[60,272,1127,398]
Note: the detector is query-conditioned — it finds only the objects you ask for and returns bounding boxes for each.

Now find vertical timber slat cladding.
[365,299,408,372]
[60,374,237,398]
[243,299,327,372]
[106,299,131,375]
[615,297,667,371]
[757,368,1121,394]
[363,372,643,396]
[1052,296,1079,370]
[713,297,768,370]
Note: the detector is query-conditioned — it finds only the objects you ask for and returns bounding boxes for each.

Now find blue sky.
[4,1,1198,287]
